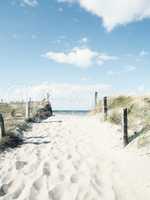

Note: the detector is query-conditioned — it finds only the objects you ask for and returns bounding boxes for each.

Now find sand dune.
[0,114,150,200]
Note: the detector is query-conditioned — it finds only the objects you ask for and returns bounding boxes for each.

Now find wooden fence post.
[25,101,29,119]
[103,96,108,120]
[26,98,31,119]
[95,91,98,108]
[122,108,129,146]
[0,113,6,137]
[46,93,50,102]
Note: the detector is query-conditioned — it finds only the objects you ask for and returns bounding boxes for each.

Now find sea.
[53,110,89,116]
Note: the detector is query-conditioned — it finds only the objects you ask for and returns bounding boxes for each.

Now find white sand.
[0,114,150,200]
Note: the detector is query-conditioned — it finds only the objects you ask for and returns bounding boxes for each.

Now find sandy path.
[0,114,150,200]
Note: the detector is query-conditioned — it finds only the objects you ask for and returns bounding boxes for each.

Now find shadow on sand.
[23,136,51,145]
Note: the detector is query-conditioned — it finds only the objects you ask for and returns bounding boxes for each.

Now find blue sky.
[0,0,150,109]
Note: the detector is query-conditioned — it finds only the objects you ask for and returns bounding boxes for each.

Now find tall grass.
[0,101,44,133]
[99,95,150,146]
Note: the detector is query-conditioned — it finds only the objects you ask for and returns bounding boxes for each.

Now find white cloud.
[58,0,150,31]
[2,83,112,109]
[2,83,150,108]
[139,50,149,57]
[124,65,136,72]
[19,0,38,7]
[107,65,136,76]
[80,37,88,43]
[44,47,117,68]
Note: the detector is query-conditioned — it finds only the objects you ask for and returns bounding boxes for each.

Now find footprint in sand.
[24,160,41,175]
[70,174,79,184]
[0,184,9,196]
[43,162,51,176]
[29,176,43,200]
[72,160,81,170]
[12,182,25,199]
[67,154,72,160]
[0,181,13,197]
[92,174,102,187]
[54,156,59,160]
[59,174,65,181]
[33,176,43,191]
[90,180,102,196]
[75,187,89,200]
[15,161,27,170]
[57,161,64,170]
[48,184,65,200]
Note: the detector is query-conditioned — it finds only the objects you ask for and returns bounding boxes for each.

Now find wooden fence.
[94,92,130,147]
[0,97,52,139]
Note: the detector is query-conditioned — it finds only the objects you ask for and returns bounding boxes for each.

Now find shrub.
[108,110,121,125]
[109,96,133,109]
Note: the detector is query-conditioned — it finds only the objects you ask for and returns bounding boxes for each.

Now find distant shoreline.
[53,110,90,112]
[53,110,90,115]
